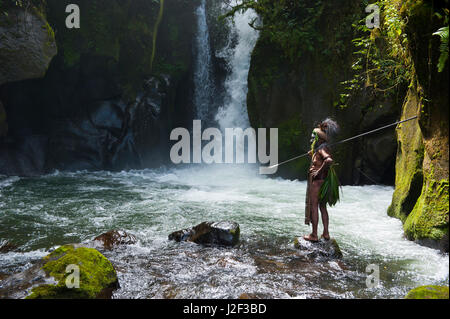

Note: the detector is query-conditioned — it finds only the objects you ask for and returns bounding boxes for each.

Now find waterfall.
[193,0,215,122]
[213,1,260,162]
[193,0,260,128]
[191,0,260,164]
[215,1,259,130]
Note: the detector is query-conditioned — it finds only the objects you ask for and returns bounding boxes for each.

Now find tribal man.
[304,118,340,242]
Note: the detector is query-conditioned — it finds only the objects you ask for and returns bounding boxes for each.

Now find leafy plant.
[319,165,342,207]
[338,0,411,109]
[433,25,449,72]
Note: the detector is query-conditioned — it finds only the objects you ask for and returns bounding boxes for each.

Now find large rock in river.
[169,221,240,247]
[294,237,343,259]
[0,244,119,299]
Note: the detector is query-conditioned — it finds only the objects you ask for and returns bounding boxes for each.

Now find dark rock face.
[0,101,6,137]
[0,0,198,176]
[294,237,343,259]
[0,135,49,176]
[0,7,57,85]
[169,221,241,247]
[93,230,137,250]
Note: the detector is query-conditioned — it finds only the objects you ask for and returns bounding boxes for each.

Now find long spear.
[267,115,418,169]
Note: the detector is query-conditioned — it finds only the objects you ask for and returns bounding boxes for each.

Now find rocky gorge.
[0,0,448,299]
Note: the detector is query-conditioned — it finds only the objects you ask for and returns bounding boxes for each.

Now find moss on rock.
[387,88,424,222]
[26,245,119,299]
[404,172,449,241]
[405,285,449,299]
[387,0,449,250]
[388,86,448,250]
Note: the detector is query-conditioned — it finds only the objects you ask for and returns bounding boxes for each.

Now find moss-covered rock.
[26,245,119,299]
[387,0,449,251]
[405,285,449,299]
[387,88,424,222]
[404,173,449,245]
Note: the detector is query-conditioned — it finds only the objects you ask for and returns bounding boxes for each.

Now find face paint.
[310,131,319,153]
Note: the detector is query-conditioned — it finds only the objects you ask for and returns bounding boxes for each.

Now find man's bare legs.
[320,204,330,240]
[304,180,323,242]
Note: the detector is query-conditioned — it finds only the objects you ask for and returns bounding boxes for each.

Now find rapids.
[0,166,448,299]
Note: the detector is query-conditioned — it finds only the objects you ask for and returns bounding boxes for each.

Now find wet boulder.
[294,237,343,259]
[93,230,137,250]
[169,221,240,247]
[0,244,119,299]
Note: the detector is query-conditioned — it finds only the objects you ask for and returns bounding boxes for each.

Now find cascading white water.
[215,1,259,130]
[205,1,261,163]
[193,0,215,122]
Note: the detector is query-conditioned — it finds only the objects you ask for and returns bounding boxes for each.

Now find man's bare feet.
[321,234,330,241]
[303,234,319,242]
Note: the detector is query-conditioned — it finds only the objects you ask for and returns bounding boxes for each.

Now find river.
[0,166,448,298]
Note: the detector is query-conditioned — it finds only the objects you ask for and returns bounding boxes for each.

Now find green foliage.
[339,0,410,109]
[433,25,449,72]
[222,0,324,63]
[319,165,342,207]
[404,177,449,241]
[340,0,449,108]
